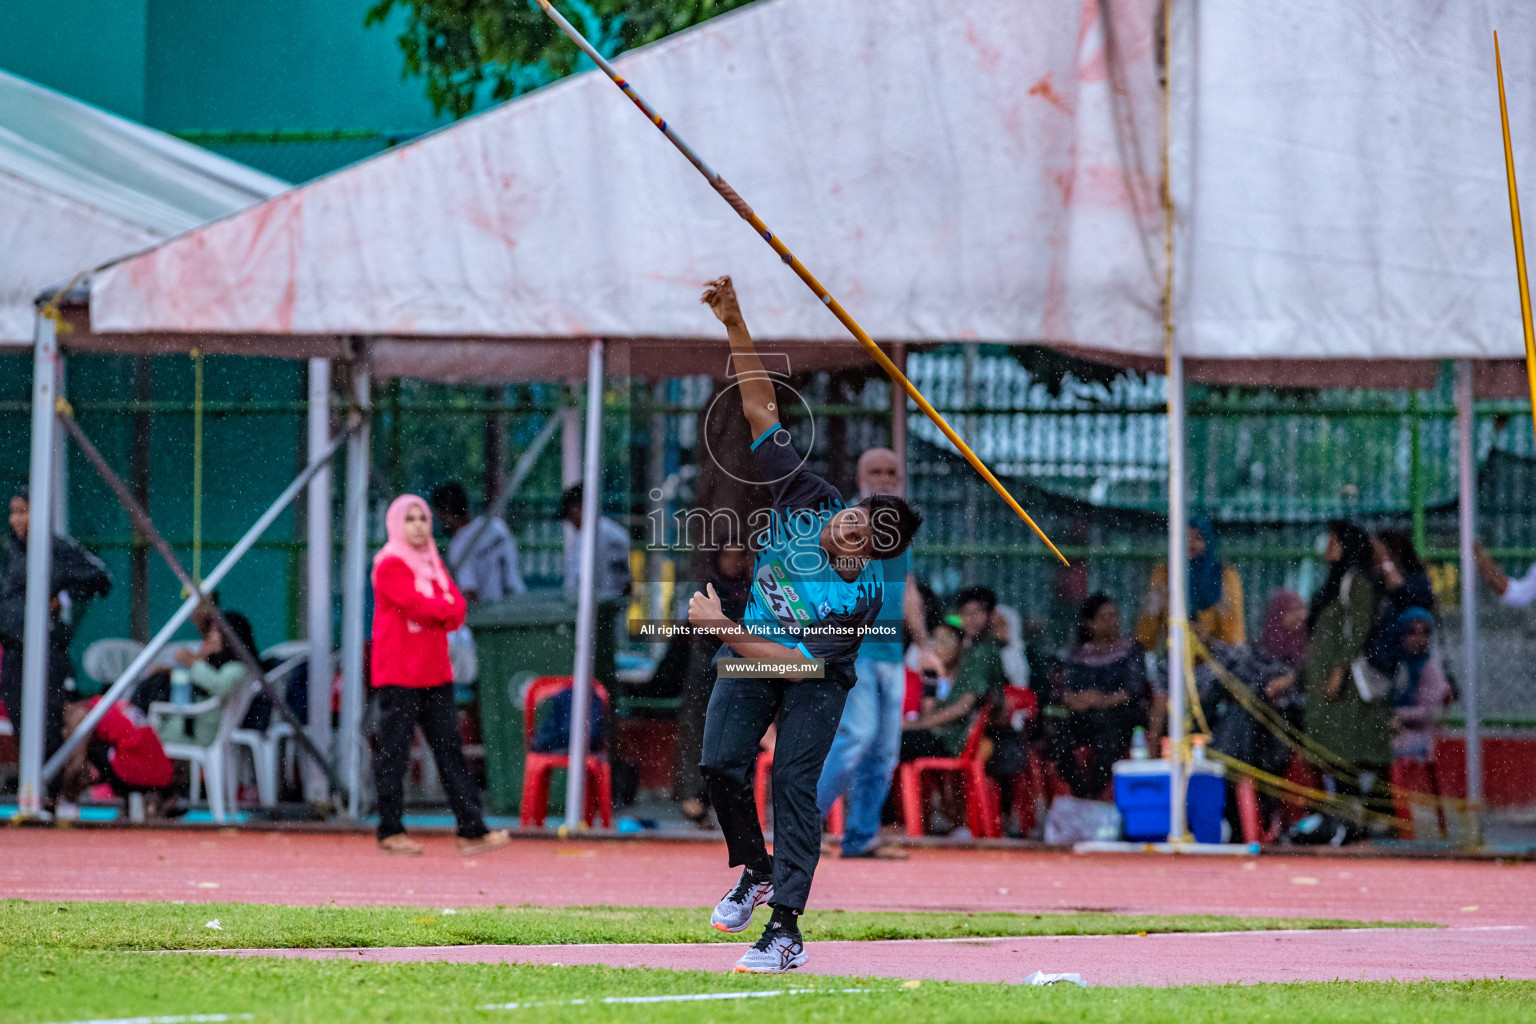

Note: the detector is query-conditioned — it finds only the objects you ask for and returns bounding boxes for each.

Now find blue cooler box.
[1112,758,1225,843]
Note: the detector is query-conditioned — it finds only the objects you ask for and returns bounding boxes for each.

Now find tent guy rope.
[533,0,1066,564]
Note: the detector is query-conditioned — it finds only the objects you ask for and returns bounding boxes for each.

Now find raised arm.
[702,277,779,441]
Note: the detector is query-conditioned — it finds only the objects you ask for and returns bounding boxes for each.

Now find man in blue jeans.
[815,448,926,859]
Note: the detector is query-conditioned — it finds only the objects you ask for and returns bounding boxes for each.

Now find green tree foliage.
[367,0,757,118]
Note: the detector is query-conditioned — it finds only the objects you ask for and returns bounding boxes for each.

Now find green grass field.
[6,953,1535,1024]
[6,901,1528,1024]
[0,899,1424,951]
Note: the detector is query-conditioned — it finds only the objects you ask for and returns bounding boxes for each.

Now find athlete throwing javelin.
[689,276,923,973]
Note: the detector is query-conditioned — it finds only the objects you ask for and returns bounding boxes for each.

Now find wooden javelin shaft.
[534,0,1067,564]
[1495,32,1536,446]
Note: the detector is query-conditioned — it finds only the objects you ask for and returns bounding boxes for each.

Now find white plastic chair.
[82,639,146,689]
[260,640,311,663]
[151,681,258,823]
[229,653,308,807]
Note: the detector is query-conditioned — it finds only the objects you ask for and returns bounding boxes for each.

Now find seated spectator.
[1209,590,1308,774]
[1387,607,1450,763]
[900,621,988,762]
[953,586,1009,691]
[898,620,973,833]
[989,603,1029,688]
[1053,594,1147,799]
[58,698,175,815]
[948,587,1032,825]
[432,481,527,603]
[1205,591,1310,837]
[1136,514,1245,653]
[154,608,258,747]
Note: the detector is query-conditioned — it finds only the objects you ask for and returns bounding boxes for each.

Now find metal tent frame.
[16,314,368,816]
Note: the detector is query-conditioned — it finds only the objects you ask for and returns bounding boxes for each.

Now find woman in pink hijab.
[371,494,508,857]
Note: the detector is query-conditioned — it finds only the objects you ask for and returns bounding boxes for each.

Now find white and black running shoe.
[733,925,807,973]
[710,869,774,933]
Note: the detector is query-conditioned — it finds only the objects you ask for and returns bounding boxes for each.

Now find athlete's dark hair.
[860,492,923,559]
[953,585,998,615]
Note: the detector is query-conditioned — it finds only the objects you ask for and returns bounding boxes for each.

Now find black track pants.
[372,683,489,841]
[699,665,849,911]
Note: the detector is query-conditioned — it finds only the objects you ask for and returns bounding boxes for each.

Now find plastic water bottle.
[1191,734,1208,761]
[1129,726,1149,760]
[170,667,192,706]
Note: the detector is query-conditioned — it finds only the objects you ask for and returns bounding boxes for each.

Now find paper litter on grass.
[1022,971,1086,987]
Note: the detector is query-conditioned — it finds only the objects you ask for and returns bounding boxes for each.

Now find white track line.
[480,988,877,1010]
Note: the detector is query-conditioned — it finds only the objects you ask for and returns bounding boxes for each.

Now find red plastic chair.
[992,686,1038,834]
[895,711,1000,838]
[1281,752,1322,829]
[1390,756,1447,840]
[519,676,613,829]
[1234,777,1280,844]
[753,749,843,832]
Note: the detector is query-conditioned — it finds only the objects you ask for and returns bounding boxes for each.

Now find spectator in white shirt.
[431,482,527,603]
[1474,541,1536,608]
[561,484,632,600]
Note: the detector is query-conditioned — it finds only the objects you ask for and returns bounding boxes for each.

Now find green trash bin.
[468,594,619,815]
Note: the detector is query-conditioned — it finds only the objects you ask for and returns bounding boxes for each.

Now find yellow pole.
[534,0,1066,563]
[1495,31,1536,444]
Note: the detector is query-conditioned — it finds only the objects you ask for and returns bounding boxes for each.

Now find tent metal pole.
[305,358,334,804]
[51,358,67,536]
[564,338,604,827]
[16,313,59,817]
[1456,359,1484,844]
[1165,348,1190,843]
[42,424,353,783]
[339,344,372,820]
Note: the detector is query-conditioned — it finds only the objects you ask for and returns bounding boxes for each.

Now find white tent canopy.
[84,0,1163,378]
[0,69,286,345]
[77,0,1536,388]
[1159,0,1536,392]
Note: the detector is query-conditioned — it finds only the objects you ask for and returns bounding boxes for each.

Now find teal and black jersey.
[727,422,886,686]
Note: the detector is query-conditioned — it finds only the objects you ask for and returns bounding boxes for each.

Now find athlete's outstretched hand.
[701,276,744,328]
[688,582,729,634]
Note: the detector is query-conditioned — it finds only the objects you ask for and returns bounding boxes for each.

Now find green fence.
[3,348,1533,715]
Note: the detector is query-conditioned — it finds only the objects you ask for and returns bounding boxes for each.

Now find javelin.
[1495,31,1536,446]
[534,0,1067,564]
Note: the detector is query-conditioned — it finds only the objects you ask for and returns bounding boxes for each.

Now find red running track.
[2,829,1531,928]
[222,926,1536,986]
